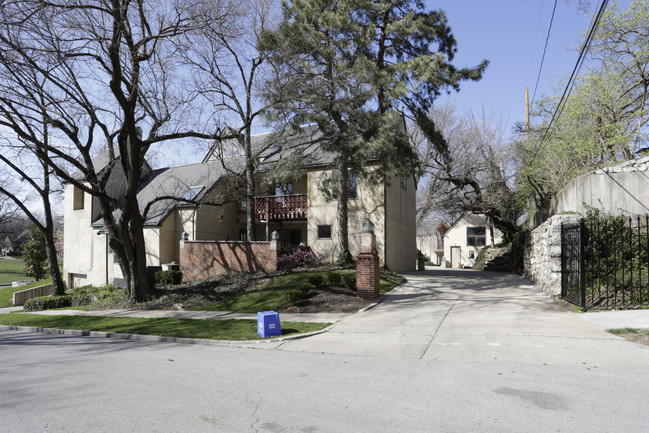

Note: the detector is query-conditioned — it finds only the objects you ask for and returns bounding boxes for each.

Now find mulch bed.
[278,285,373,314]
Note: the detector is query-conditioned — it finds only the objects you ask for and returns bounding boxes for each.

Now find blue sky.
[431,0,628,131]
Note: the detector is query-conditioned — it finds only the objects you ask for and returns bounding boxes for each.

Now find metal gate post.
[579,220,586,309]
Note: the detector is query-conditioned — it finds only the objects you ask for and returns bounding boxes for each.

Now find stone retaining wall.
[524,214,581,296]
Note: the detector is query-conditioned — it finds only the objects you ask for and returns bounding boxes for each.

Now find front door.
[450,246,461,268]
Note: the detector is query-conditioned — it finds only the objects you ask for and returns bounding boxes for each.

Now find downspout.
[383,180,387,269]
[105,234,108,285]
[192,204,198,241]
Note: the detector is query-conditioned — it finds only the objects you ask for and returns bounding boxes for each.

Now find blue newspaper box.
[257,311,281,338]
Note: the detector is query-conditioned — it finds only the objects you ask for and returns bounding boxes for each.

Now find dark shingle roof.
[92,158,243,227]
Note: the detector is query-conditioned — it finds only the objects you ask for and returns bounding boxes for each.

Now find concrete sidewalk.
[276,269,649,367]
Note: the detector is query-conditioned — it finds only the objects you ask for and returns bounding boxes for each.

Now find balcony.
[254,194,308,221]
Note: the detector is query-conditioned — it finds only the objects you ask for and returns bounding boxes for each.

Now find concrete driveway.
[278,268,649,368]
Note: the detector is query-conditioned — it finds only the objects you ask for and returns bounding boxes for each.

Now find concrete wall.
[306,167,386,266]
[524,214,581,296]
[63,184,119,288]
[385,175,417,272]
[443,214,503,268]
[531,157,649,227]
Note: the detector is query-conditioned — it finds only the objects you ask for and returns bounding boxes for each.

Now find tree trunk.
[246,164,256,242]
[336,160,351,264]
[127,212,152,302]
[43,229,65,296]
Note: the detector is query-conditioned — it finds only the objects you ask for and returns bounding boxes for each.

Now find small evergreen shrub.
[341,273,356,290]
[154,270,183,287]
[308,274,324,287]
[326,272,342,285]
[286,283,312,304]
[23,295,73,311]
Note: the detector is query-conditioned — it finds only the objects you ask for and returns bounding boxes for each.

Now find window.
[400,176,408,190]
[347,172,358,199]
[317,225,332,239]
[239,228,247,242]
[236,200,247,214]
[275,183,292,196]
[73,186,84,210]
[467,227,486,246]
[181,186,204,201]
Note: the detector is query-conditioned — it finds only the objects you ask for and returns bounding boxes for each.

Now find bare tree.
[0,1,233,301]
[0,139,65,294]
[179,0,279,241]
[417,104,523,241]
[0,191,19,234]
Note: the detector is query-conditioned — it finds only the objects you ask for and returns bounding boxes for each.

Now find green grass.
[0,313,329,340]
[0,277,52,308]
[608,328,639,335]
[0,257,31,286]
[192,269,405,313]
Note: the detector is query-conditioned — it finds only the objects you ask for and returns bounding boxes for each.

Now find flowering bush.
[54,236,64,261]
[276,249,324,272]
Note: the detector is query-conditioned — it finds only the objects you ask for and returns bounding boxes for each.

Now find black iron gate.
[561,222,585,307]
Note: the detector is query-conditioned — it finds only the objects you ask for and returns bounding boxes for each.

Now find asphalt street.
[2,269,649,432]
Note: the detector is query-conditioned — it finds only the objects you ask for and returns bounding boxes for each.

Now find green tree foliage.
[22,227,48,281]
[519,0,649,213]
[260,0,486,261]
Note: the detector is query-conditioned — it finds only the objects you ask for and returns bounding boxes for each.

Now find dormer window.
[182,186,204,201]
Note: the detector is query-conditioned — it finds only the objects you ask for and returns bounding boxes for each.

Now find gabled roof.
[203,124,339,171]
[93,158,241,227]
[70,147,153,182]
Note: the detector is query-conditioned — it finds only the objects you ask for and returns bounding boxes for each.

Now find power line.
[526,0,610,168]
[531,0,557,108]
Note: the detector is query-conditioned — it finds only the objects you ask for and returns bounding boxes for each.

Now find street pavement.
[2,268,649,432]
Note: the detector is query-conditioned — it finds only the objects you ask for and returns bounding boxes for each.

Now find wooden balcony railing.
[254,194,308,221]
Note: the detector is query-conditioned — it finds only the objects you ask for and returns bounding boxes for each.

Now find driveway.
[278,268,649,367]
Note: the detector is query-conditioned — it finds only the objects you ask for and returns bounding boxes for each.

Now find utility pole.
[525,87,530,143]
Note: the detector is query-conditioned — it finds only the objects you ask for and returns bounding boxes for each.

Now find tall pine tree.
[260,0,486,263]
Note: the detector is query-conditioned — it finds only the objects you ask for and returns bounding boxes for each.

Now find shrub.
[286,283,312,304]
[22,227,48,281]
[155,270,183,287]
[276,249,324,272]
[23,295,72,311]
[326,272,342,285]
[308,274,324,287]
[341,273,356,290]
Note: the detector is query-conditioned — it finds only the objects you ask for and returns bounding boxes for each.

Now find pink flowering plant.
[276,249,324,272]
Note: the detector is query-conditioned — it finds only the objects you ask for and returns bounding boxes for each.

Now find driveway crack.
[420,302,455,359]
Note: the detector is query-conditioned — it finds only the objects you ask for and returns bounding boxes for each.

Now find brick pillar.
[356,230,380,300]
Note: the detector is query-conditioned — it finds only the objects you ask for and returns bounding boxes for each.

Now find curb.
[0,323,333,347]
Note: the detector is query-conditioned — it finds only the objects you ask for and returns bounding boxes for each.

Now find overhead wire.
[531,0,557,108]
[526,0,610,168]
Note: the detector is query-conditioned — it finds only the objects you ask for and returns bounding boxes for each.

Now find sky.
[430,0,631,133]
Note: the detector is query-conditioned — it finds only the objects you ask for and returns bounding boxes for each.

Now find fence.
[561,215,649,309]
[13,283,53,306]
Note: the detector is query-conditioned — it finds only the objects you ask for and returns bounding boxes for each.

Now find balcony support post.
[265,196,270,241]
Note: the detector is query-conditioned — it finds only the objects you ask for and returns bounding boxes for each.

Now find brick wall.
[180,240,279,281]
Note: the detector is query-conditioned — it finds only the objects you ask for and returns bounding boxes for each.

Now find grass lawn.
[192,269,405,313]
[608,328,649,346]
[0,313,329,340]
[0,257,32,286]
[0,278,52,308]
